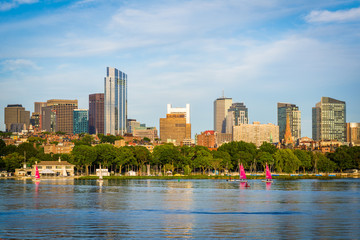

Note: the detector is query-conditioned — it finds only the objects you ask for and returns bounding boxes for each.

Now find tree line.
[0,137,359,175]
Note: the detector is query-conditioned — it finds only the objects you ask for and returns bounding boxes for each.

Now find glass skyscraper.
[277,103,301,141]
[104,67,127,135]
[312,97,346,142]
[226,102,248,134]
[73,109,88,134]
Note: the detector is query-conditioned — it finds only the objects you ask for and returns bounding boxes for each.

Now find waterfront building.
[346,123,360,146]
[73,109,88,134]
[312,97,346,142]
[4,104,30,132]
[214,97,232,133]
[160,105,191,145]
[104,67,127,135]
[277,103,301,142]
[226,102,248,134]
[233,122,279,147]
[196,130,216,148]
[35,159,75,176]
[89,93,104,135]
[42,99,78,134]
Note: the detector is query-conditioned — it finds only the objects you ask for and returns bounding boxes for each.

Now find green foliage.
[274,149,301,173]
[98,134,123,144]
[316,152,337,173]
[73,134,94,146]
[218,141,256,170]
[55,131,66,135]
[2,153,23,172]
[16,142,39,159]
[294,150,312,172]
[143,137,151,142]
[0,139,6,156]
[257,152,274,170]
[95,144,117,167]
[72,145,97,175]
[259,142,278,155]
[115,146,136,174]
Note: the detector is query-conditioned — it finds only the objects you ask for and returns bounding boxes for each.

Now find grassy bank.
[78,174,345,180]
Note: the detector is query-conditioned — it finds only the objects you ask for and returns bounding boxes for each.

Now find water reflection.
[0,179,360,239]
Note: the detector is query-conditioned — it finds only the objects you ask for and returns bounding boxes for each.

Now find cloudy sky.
[1,0,359,138]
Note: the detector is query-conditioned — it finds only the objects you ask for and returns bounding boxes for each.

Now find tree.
[16,142,39,159]
[259,142,278,155]
[294,150,312,173]
[332,146,354,171]
[0,139,6,156]
[71,145,96,175]
[95,144,117,168]
[192,146,212,174]
[2,153,23,172]
[316,152,337,173]
[153,144,182,175]
[115,146,136,174]
[257,152,274,171]
[274,149,301,173]
[133,146,151,175]
[212,150,232,173]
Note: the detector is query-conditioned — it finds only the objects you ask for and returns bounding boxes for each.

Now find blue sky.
[1,0,360,138]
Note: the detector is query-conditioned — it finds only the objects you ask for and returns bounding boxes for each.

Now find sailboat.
[97,164,103,182]
[262,163,273,183]
[239,163,248,183]
[34,165,40,182]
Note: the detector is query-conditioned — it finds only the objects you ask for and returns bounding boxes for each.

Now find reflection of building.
[196,130,216,148]
[73,109,88,134]
[226,102,248,134]
[214,97,232,133]
[312,97,346,142]
[89,93,104,135]
[42,99,78,134]
[4,104,30,132]
[160,104,191,145]
[233,122,279,147]
[347,123,360,146]
[277,103,301,142]
[35,160,75,176]
[104,67,127,135]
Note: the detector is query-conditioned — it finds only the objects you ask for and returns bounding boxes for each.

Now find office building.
[346,123,360,146]
[133,127,158,142]
[214,97,232,133]
[104,67,127,135]
[167,104,190,124]
[127,119,141,134]
[160,104,191,145]
[196,130,216,148]
[34,102,46,130]
[312,97,346,142]
[30,112,40,129]
[226,102,248,134]
[233,122,279,147]
[42,99,78,134]
[73,109,88,134]
[89,93,104,135]
[4,104,30,132]
[277,103,301,142]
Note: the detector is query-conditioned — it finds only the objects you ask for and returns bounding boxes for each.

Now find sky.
[0,0,360,138]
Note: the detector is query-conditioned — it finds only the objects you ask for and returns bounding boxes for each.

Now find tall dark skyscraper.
[226,102,248,134]
[89,93,104,135]
[277,103,301,141]
[312,97,346,142]
[104,67,127,135]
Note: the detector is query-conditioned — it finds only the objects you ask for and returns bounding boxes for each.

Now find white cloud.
[0,0,38,11]
[1,59,41,71]
[305,7,360,23]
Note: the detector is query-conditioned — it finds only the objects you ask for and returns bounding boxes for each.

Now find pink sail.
[240,163,247,180]
[266,164,272,180]
[35,165,40,180]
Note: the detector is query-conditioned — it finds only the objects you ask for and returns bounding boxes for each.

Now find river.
[0,178,359,239]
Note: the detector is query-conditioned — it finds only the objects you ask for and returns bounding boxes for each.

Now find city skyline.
[1,1,360,137]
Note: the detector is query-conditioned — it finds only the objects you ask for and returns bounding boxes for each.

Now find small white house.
[96,168,110,176]
[126,170,137,176]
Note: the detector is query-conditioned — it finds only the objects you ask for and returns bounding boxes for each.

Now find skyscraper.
[89,93,104,135]
[104,67,127,135]
[4,104,30,132]
[214,97,232,133]
[312,97,346,142]
[73,109,88,134]
[160,104,191,145]
[277,103,301,142]
[226,102,248,134]
[42,99,78,134]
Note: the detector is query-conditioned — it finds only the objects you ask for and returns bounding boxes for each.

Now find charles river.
[0,178,359,239]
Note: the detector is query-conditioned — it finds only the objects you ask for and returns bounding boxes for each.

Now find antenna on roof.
[222,90,224,98]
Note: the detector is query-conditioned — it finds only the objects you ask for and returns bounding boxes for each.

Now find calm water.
[0,178,359,239]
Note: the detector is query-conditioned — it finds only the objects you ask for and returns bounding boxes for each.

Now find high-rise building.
[160,104,191,145]
[312,97,346,142]
[226,102,248,134]
[73,109,88,134]
[277,103,301,142]
[214,97,232,133]
[167,104,190,124]
[104,67,127,135]
[4,104,30,132]
[89,93,104,135]
[42,99,78,134]
[127,119,141,134]
[34,102,47,130]
[346,123,360,146]
[233,122,279,147]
